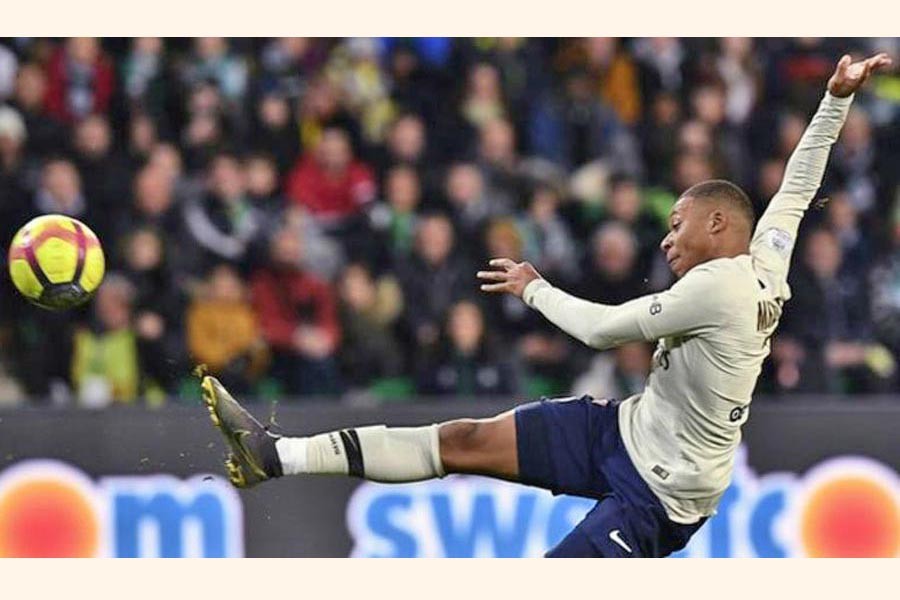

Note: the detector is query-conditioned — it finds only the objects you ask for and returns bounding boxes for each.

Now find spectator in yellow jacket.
[187,264,268,393]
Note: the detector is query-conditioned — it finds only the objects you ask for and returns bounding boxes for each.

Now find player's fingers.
[489,258,517,271]
[837,54,852,75]
[863,54,887,74]
[480,282,512,293]
[868,53,892,72]
[476,270,508,282]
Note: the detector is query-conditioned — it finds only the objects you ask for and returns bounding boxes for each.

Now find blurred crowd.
[2,37,900,408]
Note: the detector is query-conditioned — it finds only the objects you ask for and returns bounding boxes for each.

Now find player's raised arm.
[751,53,891,296]
[478,258,729,350]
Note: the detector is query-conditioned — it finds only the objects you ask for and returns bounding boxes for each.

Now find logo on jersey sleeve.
[729,406,747,422]
[762,227,794,258]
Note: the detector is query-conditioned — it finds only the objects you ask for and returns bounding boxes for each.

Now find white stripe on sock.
[275,436,309,476]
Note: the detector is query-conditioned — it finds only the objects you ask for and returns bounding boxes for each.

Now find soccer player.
[202,53,891,557]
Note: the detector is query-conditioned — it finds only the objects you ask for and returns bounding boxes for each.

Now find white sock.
[275,424,445,481]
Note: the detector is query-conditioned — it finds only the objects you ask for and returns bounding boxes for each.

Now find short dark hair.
[682,179,755,230]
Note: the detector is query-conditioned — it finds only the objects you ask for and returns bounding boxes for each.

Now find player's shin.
[275,424,446,481]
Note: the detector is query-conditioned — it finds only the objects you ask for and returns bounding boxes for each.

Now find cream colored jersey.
[522,92,853,524]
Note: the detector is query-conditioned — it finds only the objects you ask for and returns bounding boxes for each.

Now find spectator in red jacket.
[251,224,341,396]
[45,38,114,123]
[284,126,376,226]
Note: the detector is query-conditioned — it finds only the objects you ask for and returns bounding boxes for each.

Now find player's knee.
[438,419,490,469]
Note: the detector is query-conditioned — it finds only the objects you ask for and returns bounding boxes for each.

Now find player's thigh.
[439,395,611,497]
[438,410,519,480]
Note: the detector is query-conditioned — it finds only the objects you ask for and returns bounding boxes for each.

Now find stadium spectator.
[572,341,653,400]
[72,114,132,241]
[602,175,666,279]
[689,82,752,187]
[638,91,682,188]
[31,158,88,221]
[180,82,228,171]
[126,113,160,170]
[716,37,761,128]
[181,37,248,110]
[829,107,878,213]
[578,222,646,305]
[778,228,894,392]
[9,62,65,160]
[372,113,430,183]
[250,92,301,175]
[479,216,573,393]
[467,38,547,140]
[477,117,528,206]
[120,164,188,271]
[147,142,185,183]
[120,228,187,394]
[44,37,115,123]
[284,126,376,259]
[244,151,287,225]
[416,299,520,397]
[182,152,266,275]
[754,157,787,208]
[530,67,640,174]
[384,44,440,123]
[460,62,507,135]
[70,275,146,406]
[869,207,900,360]
[633,37,690,102]
[295,74,360,152]
[444,161,509,258]
[257,37,327,101]
[517,183,579,284]
[251,225,341,396]
[369,164,422,269]
[327,38,396,145]
[120,37,170,121]
[826,190,872,275]
[336,263,405,393]
[0,106,29,244]
[187,264,268,394]
[766,38,839,112]
[395,213,471,355]
[576,37,642,126]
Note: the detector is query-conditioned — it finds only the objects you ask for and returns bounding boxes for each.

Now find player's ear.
[708,209,727,234]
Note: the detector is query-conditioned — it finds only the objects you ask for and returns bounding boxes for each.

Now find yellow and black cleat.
[201,376,283,488]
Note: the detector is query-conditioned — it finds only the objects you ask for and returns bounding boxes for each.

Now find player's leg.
[280,411,521,482]
[201,375,521,487]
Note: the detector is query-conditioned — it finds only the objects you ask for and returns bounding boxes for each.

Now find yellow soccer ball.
[7,214,105,311]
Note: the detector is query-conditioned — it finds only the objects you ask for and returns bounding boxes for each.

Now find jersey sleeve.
[522,262,729,350]
[751,92,853,300]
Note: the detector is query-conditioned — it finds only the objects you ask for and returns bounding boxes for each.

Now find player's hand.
[477,258,542,298]
[827,52,892,98]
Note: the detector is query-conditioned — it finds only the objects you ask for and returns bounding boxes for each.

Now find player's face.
[660,196,714,278]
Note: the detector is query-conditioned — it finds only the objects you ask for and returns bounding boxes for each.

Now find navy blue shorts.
[515,395,706,558]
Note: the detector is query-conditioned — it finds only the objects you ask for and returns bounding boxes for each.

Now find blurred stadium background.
[0,37,897,557]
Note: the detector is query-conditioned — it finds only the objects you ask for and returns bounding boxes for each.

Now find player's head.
[660,179,755,278]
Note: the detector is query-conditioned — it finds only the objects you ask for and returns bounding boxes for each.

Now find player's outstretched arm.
[752,53,891,294]
[478,258,729,350]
